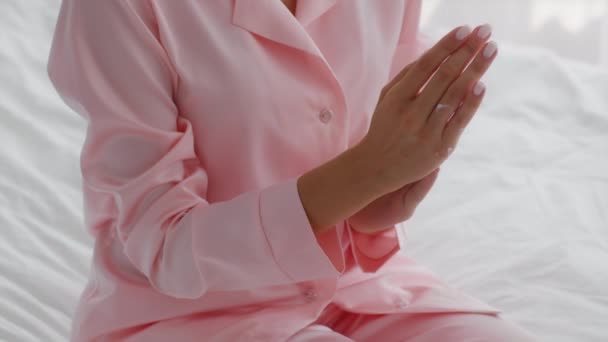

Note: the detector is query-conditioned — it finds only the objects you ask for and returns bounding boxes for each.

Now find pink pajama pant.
[288,303,538,341]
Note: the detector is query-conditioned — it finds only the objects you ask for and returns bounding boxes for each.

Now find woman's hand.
[348,167,440,234]
[359,24,498,199]
[298,25,497,235]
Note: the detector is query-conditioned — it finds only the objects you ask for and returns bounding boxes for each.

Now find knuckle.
[470,56,486,73]
[416,55,435,73]
[419,124,436,139]
[442,91,460,108]
[437,143,454,159]
[443,146,454,160]
[410,132,425,145]
[433,149,446,161]
[451,112,466,126]
[447,145,455,155]
[401,117,418,133]
[397,98,413,113]
[435,68,451,83]
[448,57,466,73]
[438,61,459,80]
[447,96,462,111]
[468,53,491,76]
[466,61,485,79]
[401,106,419,121]
[455,74,475,93]
[463,40,478,55]
[437,45,453,60]
[380,85,389,97]
[453,114,471,133]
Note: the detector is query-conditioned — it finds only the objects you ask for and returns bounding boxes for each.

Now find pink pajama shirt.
[47,0,535,340]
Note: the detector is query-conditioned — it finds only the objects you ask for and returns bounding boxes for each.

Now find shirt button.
[302,287,318,301]
[395,298,408,310]
[318,108,333,123]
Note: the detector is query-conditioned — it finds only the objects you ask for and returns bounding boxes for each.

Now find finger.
[378,62,414,103]
[402,168,440,209]
[394,25,473,98]
[441,81,486,152]
[414,24,492,117]
[426,40,497,138]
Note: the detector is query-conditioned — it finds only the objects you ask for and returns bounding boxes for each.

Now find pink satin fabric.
[47,1,509,341]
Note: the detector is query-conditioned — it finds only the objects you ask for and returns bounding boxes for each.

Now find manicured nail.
[455,25,472,40]
[477,24,492,39]
[483,41,497,58]
[435,103,449,112]
[473,81,486,96]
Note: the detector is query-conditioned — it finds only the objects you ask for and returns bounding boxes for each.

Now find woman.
[47,0,537,340]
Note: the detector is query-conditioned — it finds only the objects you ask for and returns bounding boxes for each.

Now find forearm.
[297,141,383,234]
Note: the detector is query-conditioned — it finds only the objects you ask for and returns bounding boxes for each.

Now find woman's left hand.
[348,167,440,234]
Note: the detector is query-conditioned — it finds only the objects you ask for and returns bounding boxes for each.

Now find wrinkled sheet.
[1,1,607,341]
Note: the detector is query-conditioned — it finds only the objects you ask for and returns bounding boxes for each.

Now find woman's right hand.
[359,24,498,195]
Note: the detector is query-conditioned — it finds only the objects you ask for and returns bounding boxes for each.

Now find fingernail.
[455,25,472,40]
[483,41,497,58]
[477,24,492,39]
[473,81,486,96]
[435,103,449,112]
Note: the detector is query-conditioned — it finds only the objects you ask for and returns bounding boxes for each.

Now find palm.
[349,168,440,234]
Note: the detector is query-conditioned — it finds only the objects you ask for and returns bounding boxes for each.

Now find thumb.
[403,168,440,204]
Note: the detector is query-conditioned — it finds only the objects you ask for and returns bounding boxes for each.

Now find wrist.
[345,138,388,199]
[297,142,384,234]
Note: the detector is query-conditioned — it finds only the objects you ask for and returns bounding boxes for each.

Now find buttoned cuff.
[258,177,344,282]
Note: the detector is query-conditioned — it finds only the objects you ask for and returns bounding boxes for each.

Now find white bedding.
[1,1,607,341]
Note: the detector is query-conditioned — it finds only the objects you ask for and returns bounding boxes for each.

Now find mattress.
[1,1,607,341]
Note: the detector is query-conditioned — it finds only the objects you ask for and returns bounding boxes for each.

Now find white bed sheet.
[1,1,607,341]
